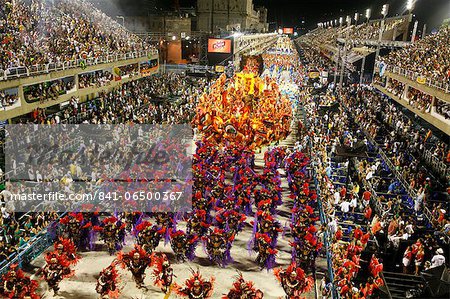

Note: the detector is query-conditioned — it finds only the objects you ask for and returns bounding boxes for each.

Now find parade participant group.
[1,38,323,299]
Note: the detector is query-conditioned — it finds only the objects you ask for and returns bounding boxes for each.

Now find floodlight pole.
[333,19,343,86]
[339,17,350,88]
[373,5,388,82]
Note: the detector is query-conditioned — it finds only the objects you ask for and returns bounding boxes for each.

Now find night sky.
[92,0,450,32]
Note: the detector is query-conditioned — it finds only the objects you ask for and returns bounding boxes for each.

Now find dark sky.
[93,0,450,32]
[254,0,450,30]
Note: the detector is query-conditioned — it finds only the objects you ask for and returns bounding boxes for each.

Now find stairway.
[382,271,425,299]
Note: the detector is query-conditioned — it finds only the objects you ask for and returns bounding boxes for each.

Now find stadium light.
[406,0,415,11]
[354,12,359,22]
[339,17,343,25]
[365,8,371,20]
[346,15,351,25]
[381,4,389,17]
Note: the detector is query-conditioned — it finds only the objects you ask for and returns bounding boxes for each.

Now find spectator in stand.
[23,79,75,103]
[78,70,113,89]
[430,248,446,268]
[0,90,19,109]
[0,0,154,72]
[379,27,450,87]
[407,88,432,113]
[435,99,450,119]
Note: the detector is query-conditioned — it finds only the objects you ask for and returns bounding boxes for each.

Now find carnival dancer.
[273,263,314,299]
[203,227,235,267]
[187,209,211,236]
[51,237,80,265]
[134,220,165,253]
[174,269,215,299]
[117,245,153,289]
[253,232,277,269]
[169,228,198,261]
[94,216,126,255]
[41,253,73,296]
[96,263,120,299]
[215,209,246,236]
[223,272,264,299]
[120,211,142,233]
[151,253,175,294]
[0,264,40,299]
[59,212,92,250]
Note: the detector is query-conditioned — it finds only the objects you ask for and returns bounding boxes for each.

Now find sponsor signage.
[208,39,232,54]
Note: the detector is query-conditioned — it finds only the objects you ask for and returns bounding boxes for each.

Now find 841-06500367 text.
[95,191,183,201]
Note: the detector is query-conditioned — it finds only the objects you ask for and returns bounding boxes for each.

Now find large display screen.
[208,39,232,54]
[283,28,294,34]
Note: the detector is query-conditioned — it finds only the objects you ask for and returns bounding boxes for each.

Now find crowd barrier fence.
[0,50,158,81]
[378,63,450,94]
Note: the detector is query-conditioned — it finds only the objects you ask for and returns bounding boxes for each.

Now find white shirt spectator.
[36,171,42,183]
[340,201,351,213]
[328,218,338,235]
[350,197,357,208]
[431,252,446,268]
[334,191,341,205]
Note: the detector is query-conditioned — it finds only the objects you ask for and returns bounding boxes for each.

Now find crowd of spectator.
[0,0,152,72]
[386,77,405,98]
[23,78,75,103]
[1,73,209,265]
[302,17,407,47]
[346,18,406,41]
[37,73,206,125]
[379,27,450,86]
[296,37,449,297]
[78,70,113,89]
[0,201,58,265]
[406,88,433,113]
[117,63,139,77]
[297,42,335,70]
[300,91,387,297]
[0,90,19,109]
[301,88,447,299]
[340,87,448,218]
[435,99,450,119]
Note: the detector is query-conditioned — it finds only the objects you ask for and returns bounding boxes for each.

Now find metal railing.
[299,104,338,299]
[0,214,66,277]
[339,98,449,243]
[376,62,450,94]
[0,49,158,81]
[423,149,450,179]
[337,38,410,48]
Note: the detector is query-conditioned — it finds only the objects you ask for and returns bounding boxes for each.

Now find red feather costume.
[1,264,40,299]
[273,263,313,299]
[173,269,215,299]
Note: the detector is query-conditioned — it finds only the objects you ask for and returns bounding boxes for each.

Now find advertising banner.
[208,39,232,54]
